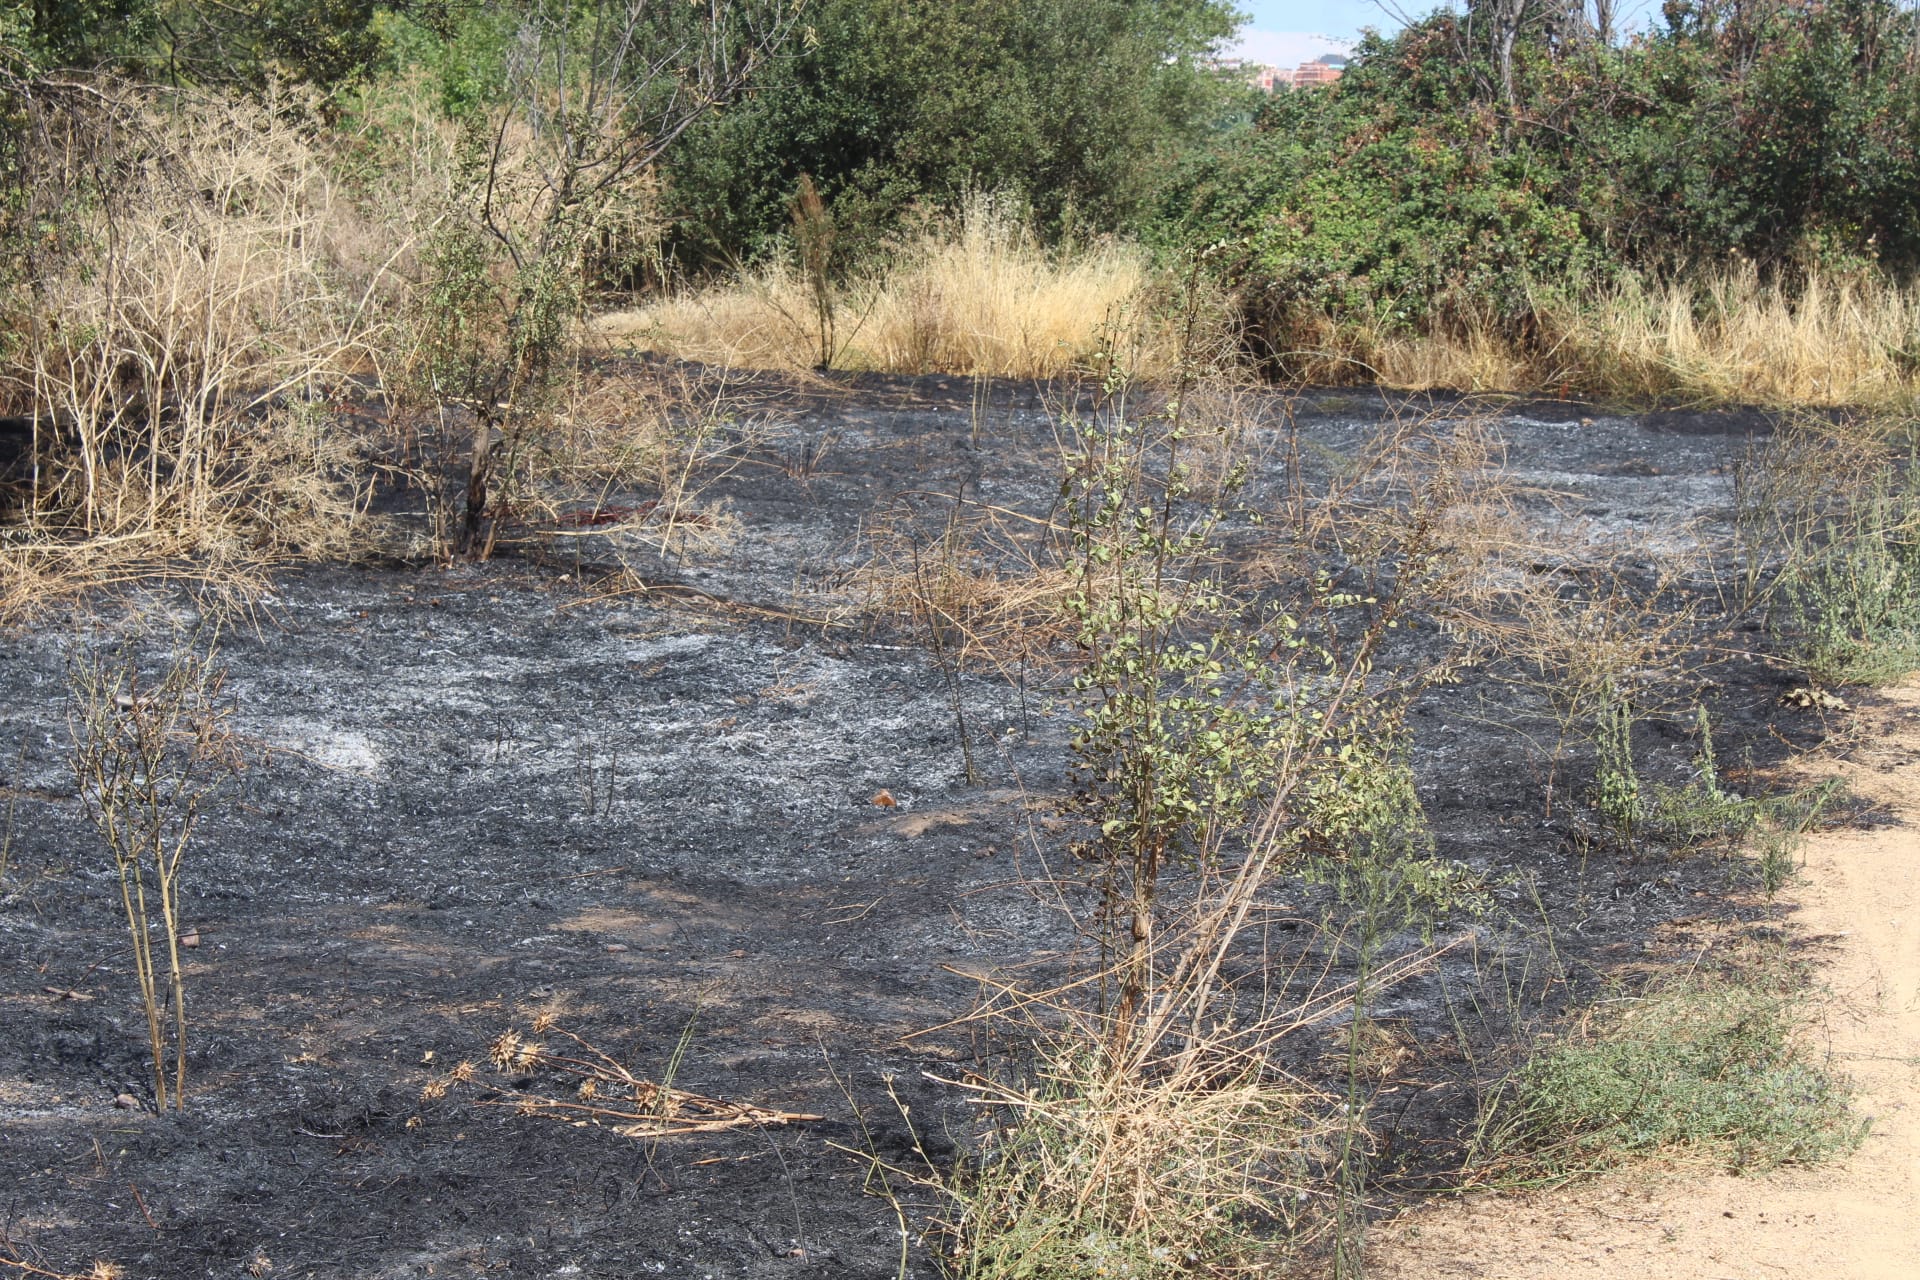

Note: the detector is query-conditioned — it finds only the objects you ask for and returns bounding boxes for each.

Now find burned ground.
[0,375,1854,1279]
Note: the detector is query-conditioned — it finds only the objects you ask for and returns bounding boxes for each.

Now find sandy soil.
[1367,691,1920,1280]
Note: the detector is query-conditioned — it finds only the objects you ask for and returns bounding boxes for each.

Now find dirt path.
[1368,690,1920,1280]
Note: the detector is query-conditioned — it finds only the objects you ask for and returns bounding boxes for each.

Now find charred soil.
[0,374,1864,1278]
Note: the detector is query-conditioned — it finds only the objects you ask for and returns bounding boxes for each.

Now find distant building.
[1215,51,1349,94]
[1210,57,1283,93]
[1289,54,1347,88]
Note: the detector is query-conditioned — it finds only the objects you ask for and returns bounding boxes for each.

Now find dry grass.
[0,1250,121,1280]
[1252,315,1544,395]
[860,497,1080,681]
[472,362,757,572]
[927,1029,1331,1280]
[426,1014,821,1138]
[1297,267,1920,408]
[1562,267,1920,408]
[0,74,728,609]
[594,197,1176,378]
[0,82,377,617]
[899,906,1475,1278]
[1369,327,1562,395]
[620,256,1920,405]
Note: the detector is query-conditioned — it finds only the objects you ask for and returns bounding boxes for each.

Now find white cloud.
[1226,29,1355,68]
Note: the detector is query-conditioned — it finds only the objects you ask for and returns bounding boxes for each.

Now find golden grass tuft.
[1291,266,1920,408]
[1562,266,1920,408]
[594,197,1172,378]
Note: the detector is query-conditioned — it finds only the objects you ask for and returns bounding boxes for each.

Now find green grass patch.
[1783,461,1920,686]
[1479,974,1865,1183]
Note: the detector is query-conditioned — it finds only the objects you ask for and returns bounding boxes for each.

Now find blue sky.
[1227,2,1664,66]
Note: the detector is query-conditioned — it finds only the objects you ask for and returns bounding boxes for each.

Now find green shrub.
[657,0,1243,270]
[1156,3,1920,370]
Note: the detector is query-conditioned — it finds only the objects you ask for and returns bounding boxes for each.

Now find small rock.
[603,943,629,953]
[114,1093,140,1110]
[870,789,897,808]
[177,930,200,948]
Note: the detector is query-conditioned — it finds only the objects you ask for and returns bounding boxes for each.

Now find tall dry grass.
[1339,267,1920,408]
[1,84,378,614]
[1562,267,1920,407]
[611,222,1920,408]
[594,197,1176,378]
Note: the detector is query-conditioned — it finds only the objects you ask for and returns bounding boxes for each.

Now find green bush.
[657,0,1244,270]
[1156,2,1920,367]
[1155,24,1600,355]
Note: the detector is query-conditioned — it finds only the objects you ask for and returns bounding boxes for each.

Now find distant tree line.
[1157,0,1920,355]
[3,0,1914,347]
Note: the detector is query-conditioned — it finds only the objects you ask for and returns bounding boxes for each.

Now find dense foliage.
[4,0,1918,369]
[2,0,386,83]
[657,0,1242,268]
[1158,0,1920,360]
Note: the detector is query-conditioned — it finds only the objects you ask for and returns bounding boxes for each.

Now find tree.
[408,0,798,556]
[659,0,1243,268]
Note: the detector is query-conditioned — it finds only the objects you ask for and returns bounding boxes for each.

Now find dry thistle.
[488,1031,523,1072]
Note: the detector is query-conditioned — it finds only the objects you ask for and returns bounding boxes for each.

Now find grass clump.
[1483,973,1864,1182]
[1782,463,1920,686]
[1551,267,1920,411]
[596,196,1173,378]
[937,1039,1319,1280]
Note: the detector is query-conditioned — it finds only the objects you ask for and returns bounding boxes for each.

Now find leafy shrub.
[1158,3,1920,375]
[657,0,1243,270]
